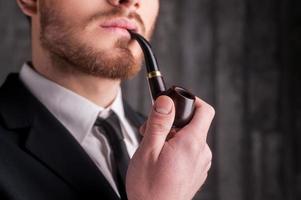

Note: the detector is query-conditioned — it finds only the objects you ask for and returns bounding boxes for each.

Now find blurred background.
[0,0,300,200]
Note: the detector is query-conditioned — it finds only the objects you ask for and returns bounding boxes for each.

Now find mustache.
[88,8,146,34]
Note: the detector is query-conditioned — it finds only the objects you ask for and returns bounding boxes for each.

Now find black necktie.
[95,111,129,200]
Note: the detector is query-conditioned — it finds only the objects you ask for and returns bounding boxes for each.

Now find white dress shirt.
[19,63,139,196]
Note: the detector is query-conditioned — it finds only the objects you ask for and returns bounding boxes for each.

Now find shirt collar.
[19,63,126,143]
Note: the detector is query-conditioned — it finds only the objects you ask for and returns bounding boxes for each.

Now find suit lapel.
[0,74,119,199]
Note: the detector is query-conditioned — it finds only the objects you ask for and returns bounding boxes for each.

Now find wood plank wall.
[0,1,300,200]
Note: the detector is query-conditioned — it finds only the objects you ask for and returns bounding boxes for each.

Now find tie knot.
[95,110,124,140]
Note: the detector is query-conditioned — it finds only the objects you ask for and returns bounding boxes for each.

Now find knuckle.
[198,144,212,159]
[206,105,215,117]
[146,109,173,134]
[204,145,213,161]
[206,160,212,168]
[149,121,171,133]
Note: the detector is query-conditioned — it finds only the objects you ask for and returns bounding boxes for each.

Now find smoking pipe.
[130,31,196,128]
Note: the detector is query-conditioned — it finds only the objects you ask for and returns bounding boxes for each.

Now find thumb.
[140,95,175,158]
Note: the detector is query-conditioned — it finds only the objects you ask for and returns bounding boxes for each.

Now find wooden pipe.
[130,31,196,128]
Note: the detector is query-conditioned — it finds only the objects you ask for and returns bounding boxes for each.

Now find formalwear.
[0,73,145,200]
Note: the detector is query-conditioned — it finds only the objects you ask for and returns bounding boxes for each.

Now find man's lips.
[100,18,138,35]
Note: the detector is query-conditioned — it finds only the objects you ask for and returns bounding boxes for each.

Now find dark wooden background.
[1,0,300,200]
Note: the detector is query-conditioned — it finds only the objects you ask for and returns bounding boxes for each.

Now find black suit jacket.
[0,74,145,200]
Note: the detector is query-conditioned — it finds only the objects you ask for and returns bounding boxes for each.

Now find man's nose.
[107,0,141,9]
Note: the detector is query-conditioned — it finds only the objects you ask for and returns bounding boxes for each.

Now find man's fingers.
[140,95,175,158]
[179,97,215,143]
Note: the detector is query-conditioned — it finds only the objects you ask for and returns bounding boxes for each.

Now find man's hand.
[126,95,215,200]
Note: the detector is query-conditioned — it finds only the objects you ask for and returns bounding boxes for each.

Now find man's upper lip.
[101,18,138,32]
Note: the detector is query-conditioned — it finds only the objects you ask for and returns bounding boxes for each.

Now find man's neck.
[29,61,121,109]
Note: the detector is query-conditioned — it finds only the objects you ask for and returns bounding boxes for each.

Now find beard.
[39,2,143,80]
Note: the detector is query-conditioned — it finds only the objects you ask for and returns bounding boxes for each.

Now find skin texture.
[17,0,214,199]
[17,0,159,107]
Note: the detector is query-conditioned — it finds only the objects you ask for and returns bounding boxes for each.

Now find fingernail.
[154,96,173,115]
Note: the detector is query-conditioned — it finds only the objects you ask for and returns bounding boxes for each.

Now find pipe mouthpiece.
[129,31,160,73]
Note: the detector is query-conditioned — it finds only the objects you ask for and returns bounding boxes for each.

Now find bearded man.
[0,1,215,200]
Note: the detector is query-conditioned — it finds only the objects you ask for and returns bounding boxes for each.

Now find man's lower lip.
[100,27,131,37]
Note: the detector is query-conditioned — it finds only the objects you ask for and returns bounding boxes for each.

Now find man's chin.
[42,33,141,80]
[79,49,142,80]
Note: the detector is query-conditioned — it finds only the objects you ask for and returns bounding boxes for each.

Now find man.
[0,0,215,199]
